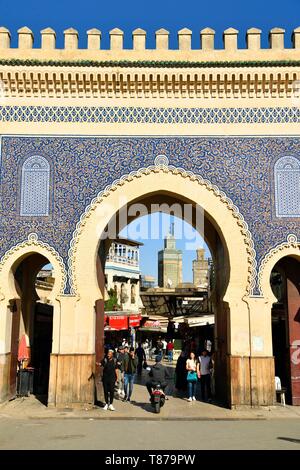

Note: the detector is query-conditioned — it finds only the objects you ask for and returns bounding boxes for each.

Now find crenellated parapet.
[0,26,299,54]
[0,26,300,101]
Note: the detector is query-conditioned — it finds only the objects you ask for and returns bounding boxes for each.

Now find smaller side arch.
[258,234,300,299]
[0,233,67,301]
[0,234,68,404]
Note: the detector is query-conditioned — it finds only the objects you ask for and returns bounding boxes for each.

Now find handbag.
[143,360,148,369]
[187,370,197,382]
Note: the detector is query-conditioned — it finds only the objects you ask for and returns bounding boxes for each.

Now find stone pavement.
[1,362,300,421]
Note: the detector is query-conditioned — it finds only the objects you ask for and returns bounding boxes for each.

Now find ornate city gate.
[0,25,299,407]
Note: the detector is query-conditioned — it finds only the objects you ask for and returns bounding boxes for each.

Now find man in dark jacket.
[135,342,146,375]
[146,355,169,397]
[123,347,138,402]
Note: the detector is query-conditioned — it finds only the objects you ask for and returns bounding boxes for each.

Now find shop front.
[104,312,142,349]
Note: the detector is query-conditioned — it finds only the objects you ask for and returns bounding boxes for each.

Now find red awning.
[129,314,141,327]
[108,315,128,330]
[104,313,142,330]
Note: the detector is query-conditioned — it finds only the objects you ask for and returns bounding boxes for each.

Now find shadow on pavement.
[129,400,155,414]
[277,437,300,444]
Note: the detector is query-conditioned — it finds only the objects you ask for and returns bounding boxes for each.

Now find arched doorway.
[13,255,54,403]
[0,234,66,404]
[271,256,300,405]
[69,168,260,407]
[96,192,230,402]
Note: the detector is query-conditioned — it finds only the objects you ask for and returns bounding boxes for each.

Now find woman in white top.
[186,352,198,401]
[142,340,149,360]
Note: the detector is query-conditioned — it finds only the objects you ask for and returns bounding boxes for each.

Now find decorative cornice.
[0,58,300,68]
[0,233,67,295]
[67,158,256,296]
[0,62,298,100]
[257,234,300,295]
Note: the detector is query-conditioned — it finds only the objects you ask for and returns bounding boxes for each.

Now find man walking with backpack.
[116,345,126,398]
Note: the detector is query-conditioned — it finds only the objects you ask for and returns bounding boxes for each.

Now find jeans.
[188,380,197,398]
[124,373,135,399]
[167,350,173,362]
[116,369,124,392]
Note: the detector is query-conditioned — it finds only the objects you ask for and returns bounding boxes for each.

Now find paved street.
[0,417,300,450]
[1,362,300,450]
[2,362,300,421]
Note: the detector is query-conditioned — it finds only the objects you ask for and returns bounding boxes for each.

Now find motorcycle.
[150,383,166,414]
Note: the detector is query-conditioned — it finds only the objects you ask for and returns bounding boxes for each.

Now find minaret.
[192,248,209,289]
[158,224,182,288]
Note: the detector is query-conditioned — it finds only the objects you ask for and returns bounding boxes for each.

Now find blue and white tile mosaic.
[0,136,299,294]
[0,105,300,124]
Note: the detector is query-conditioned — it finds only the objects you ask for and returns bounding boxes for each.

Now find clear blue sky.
[1,0,299,49]
[120,214,210,283]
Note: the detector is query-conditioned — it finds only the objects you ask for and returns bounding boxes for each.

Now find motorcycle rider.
[146,355,169,399]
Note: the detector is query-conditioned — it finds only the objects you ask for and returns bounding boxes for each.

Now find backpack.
[103,356,117,368]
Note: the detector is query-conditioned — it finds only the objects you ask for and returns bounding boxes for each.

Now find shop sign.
[143,320,161,328]
[129,314,141,327]
[109,315,128,330]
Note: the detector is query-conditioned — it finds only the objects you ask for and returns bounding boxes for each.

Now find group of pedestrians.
[98,343,144,410]
[175,349,213,402]
[98,344,170,411]
[98,342,214,410]
[148,338,175,362]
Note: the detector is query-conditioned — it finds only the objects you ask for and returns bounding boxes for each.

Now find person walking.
[99,349,117,411]
[123,347,138,402]
[116,345,126,398]
[135,342,146,376]
[162,338,167,359]
[186,351,198,402]
[175,351,187,394]
[166,340,174,363]
[197,350,212,402]
[156,337,163,359]
[142,339,150,361]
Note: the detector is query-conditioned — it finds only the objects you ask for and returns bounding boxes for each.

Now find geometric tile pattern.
[0,135,299,294]
[274,156,300,217]
[20,155,50,216]
[67,162,256,296]
[0,105,300,124]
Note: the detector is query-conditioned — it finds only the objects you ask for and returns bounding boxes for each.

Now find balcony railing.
[107,255,139,266]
